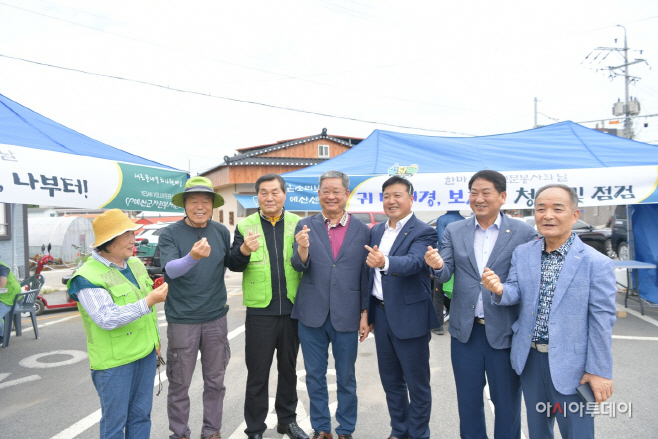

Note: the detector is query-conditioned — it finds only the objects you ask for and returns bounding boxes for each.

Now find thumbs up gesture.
[240,230,262,256]
[482,268,503,296]
[365,244,385,269]
[295,224,310,248]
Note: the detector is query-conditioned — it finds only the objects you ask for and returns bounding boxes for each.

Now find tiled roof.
[226,157,326,166]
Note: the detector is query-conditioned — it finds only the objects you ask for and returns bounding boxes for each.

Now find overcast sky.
[1,0,657,175]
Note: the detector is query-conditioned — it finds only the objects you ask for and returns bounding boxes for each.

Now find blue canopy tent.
[0,92,187,211]
[282,121,658,303]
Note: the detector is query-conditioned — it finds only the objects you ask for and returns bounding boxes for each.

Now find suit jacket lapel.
[551,236,585,310]
[462,217,479,274]
[529,240,543,305]
[372,221,385,247]
[486,214,513,268]
[312,214,335,261]
[389,214,416,256]
[335,215,360,263]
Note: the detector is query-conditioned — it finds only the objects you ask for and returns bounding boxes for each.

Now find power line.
[0,53,474,136]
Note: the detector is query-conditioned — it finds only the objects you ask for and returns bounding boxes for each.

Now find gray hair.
[319,170,350,190]
[535,184,579,211]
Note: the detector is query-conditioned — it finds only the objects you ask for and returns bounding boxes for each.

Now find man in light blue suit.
[365,176,440,439]
[291,170,371,439]
[482,184,616,439]
[425,170,537,439]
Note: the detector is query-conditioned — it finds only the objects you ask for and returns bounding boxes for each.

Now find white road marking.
[50,410,102,439]
[0,374,42,390]
[612,335,658,341]
[617,303,658,328]
[20,350,88,369]
[484,383,527,439]
[21,314,80,333]
[50,324,246,439]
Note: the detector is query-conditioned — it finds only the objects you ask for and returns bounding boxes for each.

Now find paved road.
[1,271,657,438]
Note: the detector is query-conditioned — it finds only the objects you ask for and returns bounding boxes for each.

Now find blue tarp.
[282,121,658,301]
[235,194,259,209]
[0,93,178,170]
[631,204,658,304]
[0,92,187,211]
[284,121,658,177]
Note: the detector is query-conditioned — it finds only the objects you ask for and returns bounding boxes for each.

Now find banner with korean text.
[0,144,186,211]
[283,166,658,211]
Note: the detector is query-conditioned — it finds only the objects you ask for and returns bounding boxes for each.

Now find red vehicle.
[32,245,78,316]
[348,212,388,229]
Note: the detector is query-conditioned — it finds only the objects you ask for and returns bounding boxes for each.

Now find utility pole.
[621,25,631,139]
[585,25,647,139]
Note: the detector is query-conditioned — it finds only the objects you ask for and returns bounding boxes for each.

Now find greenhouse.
[28,216,95,263]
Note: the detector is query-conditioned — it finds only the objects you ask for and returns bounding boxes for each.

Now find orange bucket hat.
[91,209,142,248]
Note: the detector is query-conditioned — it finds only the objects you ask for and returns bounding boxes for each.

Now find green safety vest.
[68,257,160,370]
[0,261,21,307]
[237,212,302,307]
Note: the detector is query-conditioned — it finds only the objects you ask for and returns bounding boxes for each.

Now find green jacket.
[0,261,21,307]
[69,257,159,370]
[237,212,302,307]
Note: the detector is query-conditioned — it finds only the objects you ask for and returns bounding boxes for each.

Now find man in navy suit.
[365,175,440,439]
[425,170,537,439]
[291,170,371,439]
[482,184,616,439]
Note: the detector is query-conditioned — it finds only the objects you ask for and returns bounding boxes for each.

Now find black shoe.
[277,421,310,439]
[432,326,444,335]
[247,435,262,439]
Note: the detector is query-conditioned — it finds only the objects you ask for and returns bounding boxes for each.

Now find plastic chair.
[1,275,44,348]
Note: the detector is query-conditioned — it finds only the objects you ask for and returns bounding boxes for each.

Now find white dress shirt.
[371,212,414,301]
[473,213,502,318]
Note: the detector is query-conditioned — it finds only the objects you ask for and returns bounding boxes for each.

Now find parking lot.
[1,271,658,438]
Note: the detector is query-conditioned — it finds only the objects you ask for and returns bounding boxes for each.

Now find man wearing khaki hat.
[159,176,232,439]
[67,208,168,439]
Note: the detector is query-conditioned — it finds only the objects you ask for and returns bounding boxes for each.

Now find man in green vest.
[67,209,168,439]
[0,259,22,339]
[228,173,307,439]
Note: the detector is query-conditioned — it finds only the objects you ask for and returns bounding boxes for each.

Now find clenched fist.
[190,237,211,260]
[424,246,444,270]
[146,282,168,307]
[481,268,503,296]
[240,230,262,256]
[295,225,310,248]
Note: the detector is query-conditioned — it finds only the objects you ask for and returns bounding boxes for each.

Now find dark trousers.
[451,323,521,439]
[373,302,432,439]
[521,348,594,439]
[432,278,445,326]
[244,314,300,436]
[298,315,358,435]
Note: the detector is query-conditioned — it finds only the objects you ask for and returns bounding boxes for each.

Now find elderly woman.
[67,209,168,439]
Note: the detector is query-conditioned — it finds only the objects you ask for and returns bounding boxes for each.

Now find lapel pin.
[404,232,408,235]
[506,229,510,233]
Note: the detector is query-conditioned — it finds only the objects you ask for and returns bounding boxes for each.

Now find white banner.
[344,166,658,211]
[0,144,186,211]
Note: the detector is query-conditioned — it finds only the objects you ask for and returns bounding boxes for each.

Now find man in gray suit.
[425,170,536,439]
[482,184,616,439]
[291,170,371,439]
